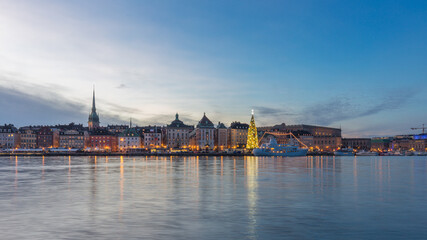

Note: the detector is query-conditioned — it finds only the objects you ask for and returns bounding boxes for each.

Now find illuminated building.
[141,126,162,148]
[259,123,341,150]
[229,121,249,149]
[246,111,258,150]
[59,130,86,149]
[88,88,100,131]
[37,127,54,148]
[371,137,392,151]
[189,113,215,151]
[118,121,141,150]
[215,122,228,151]
[0,124,19,149]
[89,128,118,152]
[166,113,194,148]
[19,129,37,149]
[342,138,371,150]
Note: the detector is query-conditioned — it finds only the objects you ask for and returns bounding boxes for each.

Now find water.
[1,155,427,240]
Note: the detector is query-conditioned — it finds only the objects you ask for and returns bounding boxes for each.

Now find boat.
[334,148,354,156]
[356,150,379,156]
[253,137,308,157]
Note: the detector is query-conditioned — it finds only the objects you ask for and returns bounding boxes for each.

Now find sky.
[0,0,426,137]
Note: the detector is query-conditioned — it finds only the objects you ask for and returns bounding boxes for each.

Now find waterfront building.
[166,113,194,148]
[215,122,228,151]
[342,138,371,150]
[19,129,37,149]
[229,122,249,149]
[141,126,162,148]
[37,127,54,148]
[118,124,142,150]
[59,130,86,149]
[371,137,392,151]
[290,130,314,147]
[0,124,19,149]
[189,113,215,151]
[88,88,100,131]
[89,128,118,152]
[409,138,427,152]
[261,124,341,151]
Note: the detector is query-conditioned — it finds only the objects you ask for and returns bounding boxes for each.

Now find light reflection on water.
[1,156,427,239]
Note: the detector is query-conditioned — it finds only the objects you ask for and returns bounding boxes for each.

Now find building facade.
[19,129,37,149]
[229,122,249,149]
[166,113,194,148]
[189,113,215,151]
[371,137,392,151]
[89,128,118,152]
[285,124,341,151]
[59,130,86,149]
[0,124,19,149]
[118,127,141,150]
[342,138,371,150]
[215,122,228,151]
[142,126,162,148]
[37,127,54,148]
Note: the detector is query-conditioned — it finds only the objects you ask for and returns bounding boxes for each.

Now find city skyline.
[1,0,427,137]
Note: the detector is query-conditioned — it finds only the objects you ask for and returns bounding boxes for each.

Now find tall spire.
[88,85,100,130]
[130,118,132,128]
[92,85,96,112]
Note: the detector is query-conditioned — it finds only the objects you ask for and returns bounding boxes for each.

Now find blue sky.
[0,0,426,137]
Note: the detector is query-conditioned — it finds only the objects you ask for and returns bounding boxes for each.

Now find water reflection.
[2,155,427,239]
[245,156,258,239]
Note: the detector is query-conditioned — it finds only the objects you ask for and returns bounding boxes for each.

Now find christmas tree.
[246,110,259,150]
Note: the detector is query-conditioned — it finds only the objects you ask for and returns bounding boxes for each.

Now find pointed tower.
[88,87,100,131]
[246,110,258,150]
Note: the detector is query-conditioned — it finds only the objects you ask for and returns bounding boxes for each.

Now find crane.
[411,124,426,134]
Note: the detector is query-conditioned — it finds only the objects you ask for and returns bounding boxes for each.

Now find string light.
[246,110,259,150]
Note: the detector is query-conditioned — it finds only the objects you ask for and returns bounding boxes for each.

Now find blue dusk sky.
[1,0,426,137]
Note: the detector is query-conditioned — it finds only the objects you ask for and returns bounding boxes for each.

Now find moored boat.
[334,148,354,156]
[356,150,379,156]
[253,137,308,157]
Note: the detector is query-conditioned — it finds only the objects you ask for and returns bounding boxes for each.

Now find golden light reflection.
[15,156,18,188]
[353,156,358,189]
[42,156,45,178]
[245,156,258,238]
[221,156,223,177]
[119,156,124,220]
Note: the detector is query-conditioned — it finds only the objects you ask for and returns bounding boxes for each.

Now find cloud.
[117,83,126,89]
[300,88,418,126]
[252,106,297,116]
[0,75,131,126]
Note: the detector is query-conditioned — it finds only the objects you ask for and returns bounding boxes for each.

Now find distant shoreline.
[0,152,335,157]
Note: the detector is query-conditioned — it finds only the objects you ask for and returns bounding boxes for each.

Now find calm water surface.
[1,156,427,239]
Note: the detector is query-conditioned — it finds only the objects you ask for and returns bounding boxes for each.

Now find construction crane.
[411,124,426,134]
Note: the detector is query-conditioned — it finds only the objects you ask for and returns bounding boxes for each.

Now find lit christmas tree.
[246,110,259,150]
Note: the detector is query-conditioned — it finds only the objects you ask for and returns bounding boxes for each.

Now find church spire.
[88,85,100,131]
[92,85,96,112]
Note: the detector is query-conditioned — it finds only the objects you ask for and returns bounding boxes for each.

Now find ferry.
[356,150,379,156]
[253,137,308,157]
[334,148,354,156]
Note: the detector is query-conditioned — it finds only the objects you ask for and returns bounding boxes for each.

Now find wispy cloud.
[300,89,418,126]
